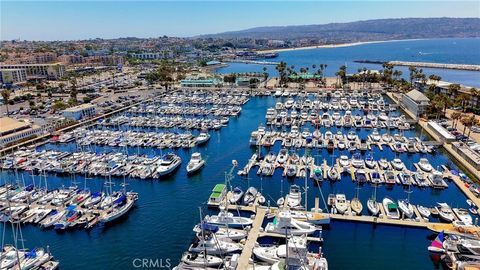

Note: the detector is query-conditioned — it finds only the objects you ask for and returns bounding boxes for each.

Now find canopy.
[200,223,219,233]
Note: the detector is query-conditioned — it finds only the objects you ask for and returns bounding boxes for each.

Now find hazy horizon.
[1,1,479,41]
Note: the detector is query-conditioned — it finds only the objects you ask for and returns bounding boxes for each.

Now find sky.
[1,1,479,41]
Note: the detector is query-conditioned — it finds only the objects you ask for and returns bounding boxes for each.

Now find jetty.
[223,59,280,65]
[354,60,480,71]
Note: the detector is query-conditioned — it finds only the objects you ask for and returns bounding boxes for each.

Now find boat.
[383,197,400,219]
[417,158,433,172]
[428,232,445,253]
[264,211,318,235]
[204,210,253,228]
[367,198,380,216]
[181,252,223,267]
[453,208,473,225]
[436,203,455,222]
[397,199,414,219]
[276,197,285,207]
[364,154,376,169]
[243,187,258,205]
[467,200,478,215]
[156,153,182,176]
[186,152,205,174]
[99,192,138,224]
[339,155,350,167]
[287,185,302,208]
[327,167,339,181]
[335,194,349,214]
[391,158,405,171]
[229,187,244,204]
[417,205,431,218]
[351,153,365,168]
[371,128,381,142]
[196,132,210,145]
[384,170,396,185]
[276,149,288,164]
[355,169,367,183]
[193,223,247,241]
[189,233,242,255]
[350,197,363,215]
[253,244,284,264]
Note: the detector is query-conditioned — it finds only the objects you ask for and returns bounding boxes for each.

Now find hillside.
[198,18,480,42]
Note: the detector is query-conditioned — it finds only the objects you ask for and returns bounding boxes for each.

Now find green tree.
[1,89,12,115]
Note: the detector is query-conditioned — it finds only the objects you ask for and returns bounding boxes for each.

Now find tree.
[335,65,347,85]
[451,111,462,128]
[29,100,35,109]
[447,83,461,97]
[1,89,12,116]
[69,77,78,102]
[58,82,66,92]
[275,61,287,86]
[464,115,477,137]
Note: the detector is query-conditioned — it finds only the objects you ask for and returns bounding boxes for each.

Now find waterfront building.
[180,76,222,87]
[62,103,96,121]
[416,79,480,108]
[401,89,430,119]
[0,63,65,80]
[427,121,456,143]
[130,51,173,60]
[452,141,480,170]
[0,68,27,85]
[0,117,43,148]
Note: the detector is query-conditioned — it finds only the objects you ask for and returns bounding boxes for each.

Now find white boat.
[264,211,318,235]
[417,205,431,218]
[0,249,22,269]
[453,208,473,225]
[335,194,349,214]
[40,210,66,228]
[100,192,138,223]
[391,158,405,171]
[327,167,339,181]
[194,223,247,241]
[196,132,210,145]
[181,252,223,267]
[378,158,390,170]
[371,129,381,142]
[351,153,365,168]
[383,197,400,219]
[286,185,302,208]
[367,199,380,216]
[417,158,433,172]
[243,187,258,205]
[229,187,244,204]
[189,234,242,255]
[18,248,46,270]
[156,153,182,176]
[436,203,455,222]
[276,149,288,164]
[187,152,205,174]
[350,197,363,215]
[253,244,285,264]
[397,199,415,219]
[276,197,285,207]
[204,211,253,228]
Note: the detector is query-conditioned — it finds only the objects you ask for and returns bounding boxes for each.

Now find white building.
[62,103,96,121]
[0,63,65,80]
[401,89,430,119]
[0,117,44,148]
[0,68,27,84]
[130,51,173,60]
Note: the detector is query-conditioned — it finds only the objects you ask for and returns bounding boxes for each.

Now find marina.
[1,88,479,269]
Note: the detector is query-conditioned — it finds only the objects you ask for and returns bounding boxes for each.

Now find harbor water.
[0,93,474,270]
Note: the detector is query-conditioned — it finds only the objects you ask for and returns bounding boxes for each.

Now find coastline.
[257,38,427,53]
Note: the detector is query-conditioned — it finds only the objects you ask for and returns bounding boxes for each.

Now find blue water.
[0,94,474,269]
[216,38,480,87]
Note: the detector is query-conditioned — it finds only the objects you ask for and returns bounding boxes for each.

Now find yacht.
[287,185,302,208]
[417,158,433,172]
[156,153,182,176]
[391,158,405,171]
[204,210,253,228]
[276,149,288,164]
[196,132,210,145]
[436,203,455,222]
[243,187,258,205]
[188,234,242,255]
[370,128,381,142]
[181,252,223,268]
[453,208,473,225]
[351,153,365,168]
[186,152,205,175]
[264,211,318,235]
[229,187,244,204]
[367,198,380,216]
[397,199,415,219]
[335,194,349,214]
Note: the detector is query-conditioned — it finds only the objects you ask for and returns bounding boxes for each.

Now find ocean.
[215,38,480,87]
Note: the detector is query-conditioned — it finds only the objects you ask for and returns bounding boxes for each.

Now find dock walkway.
[237,208,266,269]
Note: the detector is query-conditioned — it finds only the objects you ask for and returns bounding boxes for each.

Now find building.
[0,117,44,148]
[427,121,456,143]
[62,103,96,121]
[130,51,173,60]
[452,141,480,170]
[416,79,479,108]
[401,89,430,119]
[180,76,222,87]
[0,68,27,84]
[0,63,65,80]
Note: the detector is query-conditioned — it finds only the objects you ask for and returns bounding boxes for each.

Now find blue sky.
[1,1,479,41]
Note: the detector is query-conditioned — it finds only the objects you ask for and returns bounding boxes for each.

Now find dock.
[236,208,266,269]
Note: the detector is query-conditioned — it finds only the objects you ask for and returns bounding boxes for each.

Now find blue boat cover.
[25,184,34,191]
[66,205,77,211]
[306,137,312,143]
[91,192,102,198]
[201,223,219,233]
[114,194,127,205]
[25,249,37,258]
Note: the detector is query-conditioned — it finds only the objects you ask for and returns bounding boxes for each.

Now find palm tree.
[447,83,461,98]
[460,116,472,136]
[1,89,11,116]
[451,111,462,128]
[466,115,477,137]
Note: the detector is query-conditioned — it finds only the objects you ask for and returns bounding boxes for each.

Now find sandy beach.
[257,39,426,53]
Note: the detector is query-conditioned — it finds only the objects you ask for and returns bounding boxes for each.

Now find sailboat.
[367,184,380,216]
[350,180,363,215]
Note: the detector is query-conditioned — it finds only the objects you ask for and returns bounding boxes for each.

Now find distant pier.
[223,59,280,65]
[354,60,480,71]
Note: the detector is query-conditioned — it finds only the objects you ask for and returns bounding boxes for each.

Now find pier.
[223,59,280,65]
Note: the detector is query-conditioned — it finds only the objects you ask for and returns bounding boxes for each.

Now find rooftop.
[406,89,430,103]
[0,117,30,133]
[63,103,96,112]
